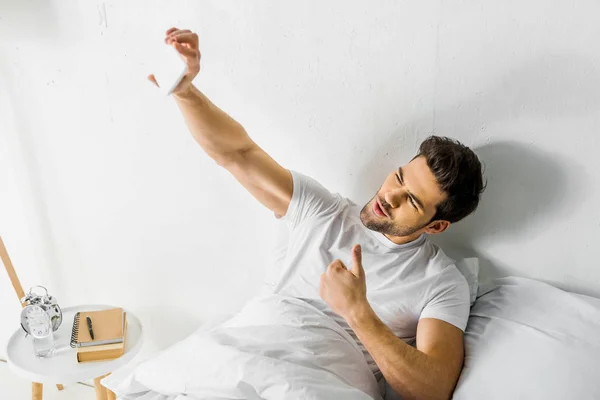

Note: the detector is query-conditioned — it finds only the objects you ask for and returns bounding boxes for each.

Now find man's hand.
[319,244,370,321]
[148,27,201,95]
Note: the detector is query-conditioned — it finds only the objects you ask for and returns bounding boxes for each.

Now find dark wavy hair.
[416,136,486,223]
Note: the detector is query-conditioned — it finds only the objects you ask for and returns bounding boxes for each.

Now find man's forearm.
[348,305,456,400]
[173,85,255,164]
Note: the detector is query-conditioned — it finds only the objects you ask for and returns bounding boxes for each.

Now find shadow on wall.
[352,54,595,281]
[431,141,578,282]
[348,53,600,193]
[445,141,569,241]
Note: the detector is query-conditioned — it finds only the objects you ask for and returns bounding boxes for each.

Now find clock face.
[21,305,52,338]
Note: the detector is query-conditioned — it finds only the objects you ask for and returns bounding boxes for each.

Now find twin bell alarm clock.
[20,285,62,339]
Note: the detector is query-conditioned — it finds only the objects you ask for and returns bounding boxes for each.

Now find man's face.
[360,156,448,239]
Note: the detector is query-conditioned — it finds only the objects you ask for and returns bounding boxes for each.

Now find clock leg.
[32,382,43,400]
[93,376,107,400]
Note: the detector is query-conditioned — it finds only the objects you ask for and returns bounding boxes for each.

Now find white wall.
[2,1,600,359]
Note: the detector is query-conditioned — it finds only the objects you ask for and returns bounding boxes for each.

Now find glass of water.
[28,309,55,358]
[32,334,55,358]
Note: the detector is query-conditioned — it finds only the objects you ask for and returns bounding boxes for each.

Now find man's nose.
[384,188,407,208]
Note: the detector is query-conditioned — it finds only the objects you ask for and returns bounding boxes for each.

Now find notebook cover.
[75,308,124,347]
[76,347,124,363]
[77,315,128,363]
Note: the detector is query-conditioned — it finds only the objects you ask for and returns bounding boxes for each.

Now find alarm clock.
[20,286,62,337]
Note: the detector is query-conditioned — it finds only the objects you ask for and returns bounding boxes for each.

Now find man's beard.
[359,198,424,237]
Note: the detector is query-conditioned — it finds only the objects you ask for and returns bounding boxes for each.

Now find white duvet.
[102,295,383,400]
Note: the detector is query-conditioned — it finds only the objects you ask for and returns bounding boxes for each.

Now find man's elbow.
[435,369,462,400]
[389,371,459,400]
[391,386,453,400]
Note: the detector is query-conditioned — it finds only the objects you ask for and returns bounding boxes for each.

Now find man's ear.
[423,220,450,234]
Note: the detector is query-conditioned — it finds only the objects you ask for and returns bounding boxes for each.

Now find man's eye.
[409,197,418,210]
[395,174,402,184]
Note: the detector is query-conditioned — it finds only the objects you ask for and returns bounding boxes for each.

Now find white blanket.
[102,295,383,400]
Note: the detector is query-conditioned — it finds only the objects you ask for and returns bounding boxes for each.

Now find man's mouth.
[373,198,388,218]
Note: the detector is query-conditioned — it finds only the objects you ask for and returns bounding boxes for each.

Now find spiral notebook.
[70,308,126,348]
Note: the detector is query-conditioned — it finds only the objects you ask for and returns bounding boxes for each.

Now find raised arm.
[151,28,293,217]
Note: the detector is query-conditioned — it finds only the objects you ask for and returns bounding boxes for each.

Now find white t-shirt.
[268,171,470,376]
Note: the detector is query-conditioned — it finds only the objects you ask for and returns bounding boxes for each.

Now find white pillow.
[453,276,600,400]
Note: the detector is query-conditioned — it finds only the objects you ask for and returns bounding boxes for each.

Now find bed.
[383,276,600,399]
[103,275,600,399]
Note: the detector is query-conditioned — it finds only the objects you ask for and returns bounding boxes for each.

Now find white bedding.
[104,275,600,399]
[102,295,383,400]
[453,276,600,399]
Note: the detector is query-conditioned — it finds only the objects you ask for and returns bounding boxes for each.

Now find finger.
[166,29,191,42]
[165,30,192,47]
[168,33,197,50]
[165,27,179,36]
[165,28,183,43]
[172,42,198,60]
[351,244,364,278]
[327,262,340,275]
[166,28,190,35]
[168,32,198,48]
[167,29,192,39]
[147,74,159,88]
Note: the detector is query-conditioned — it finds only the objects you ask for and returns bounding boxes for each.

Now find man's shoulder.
[418,240,469,291]
[417,238,456,270]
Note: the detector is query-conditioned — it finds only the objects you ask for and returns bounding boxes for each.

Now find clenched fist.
[149,27,201,95]
[319,244,369,322]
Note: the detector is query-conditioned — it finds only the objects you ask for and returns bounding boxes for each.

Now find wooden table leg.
[93,376,107,400]
[32,382,43,400]
[102,372,116,400]
[56,384,64,390]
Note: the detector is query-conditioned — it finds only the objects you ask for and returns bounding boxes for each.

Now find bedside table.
[5,304,143,400]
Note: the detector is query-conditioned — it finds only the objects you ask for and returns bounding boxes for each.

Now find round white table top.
[5,304,143,385]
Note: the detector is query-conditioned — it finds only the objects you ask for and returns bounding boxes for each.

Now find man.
[152,28,485,400]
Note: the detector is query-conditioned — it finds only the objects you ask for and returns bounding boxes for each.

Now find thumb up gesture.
[319,244,369,322]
